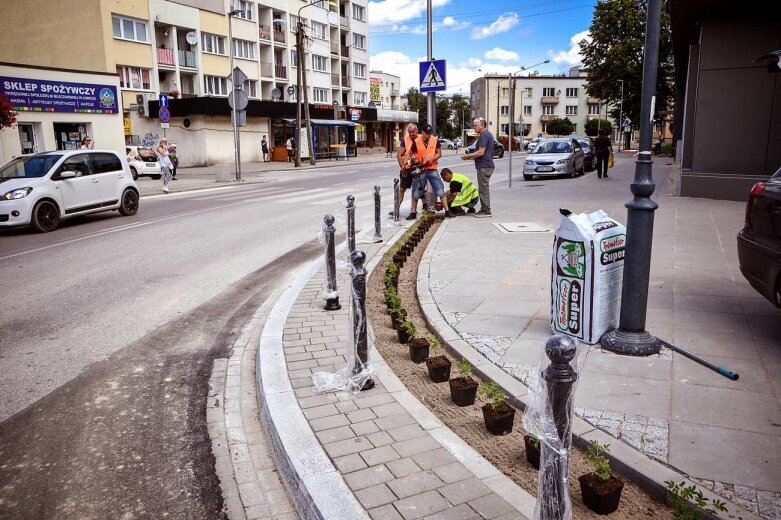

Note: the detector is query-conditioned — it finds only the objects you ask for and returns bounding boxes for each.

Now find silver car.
[523,138,586,180]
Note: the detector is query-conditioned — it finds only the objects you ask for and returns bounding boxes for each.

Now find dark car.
[737,166,781,307]
[466,140,505,159]
[573,136,595,171]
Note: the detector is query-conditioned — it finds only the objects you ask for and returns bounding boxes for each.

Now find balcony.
[339,15,349,28]
[340,45,350,57]
[331,73,340,87]
[540,114,559,122]
[259,25,271,41]
[157,47,175,66]
[587,96,600,104]
[178,50,197,68]
[180,92,197,99]
[273,30,286,44]
[261,61,273,77]
[390,88,399,96]
[541,96,559,104]
[275,65,287,79]
[341,76,350,88]
[330,42,340,55]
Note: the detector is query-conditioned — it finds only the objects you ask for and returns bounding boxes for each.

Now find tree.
[545,118,575,136]
[584,118,613,137]
[580,0,673,130]
[404,87,427,126]
[0,94,18,130]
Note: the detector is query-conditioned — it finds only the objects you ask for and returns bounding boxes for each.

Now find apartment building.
[470,67,611,138]
[0,0,418,165]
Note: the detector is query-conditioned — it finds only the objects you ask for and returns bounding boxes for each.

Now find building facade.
[470,67,609,138]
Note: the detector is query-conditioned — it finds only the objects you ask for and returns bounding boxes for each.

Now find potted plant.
[449,358,479,407]
[578,441,624,515]
[397,319,416,345]
[424,335,451,382]
[384,286,398,309]
[406,332,429,363]
[523,434,541,470]
[664,480,728,520]
[390,306,407,330]
[384,262,399,288]
[392,249,405,267]
[479,382,515,435]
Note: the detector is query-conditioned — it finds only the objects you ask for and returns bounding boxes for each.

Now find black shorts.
[399,171,413,189]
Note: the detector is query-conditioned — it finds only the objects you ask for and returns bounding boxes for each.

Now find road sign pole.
[426,0,435,133]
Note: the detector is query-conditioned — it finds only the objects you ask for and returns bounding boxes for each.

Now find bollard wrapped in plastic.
[522,335,582,520]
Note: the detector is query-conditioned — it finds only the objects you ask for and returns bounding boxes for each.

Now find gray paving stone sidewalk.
[423,157,781,519]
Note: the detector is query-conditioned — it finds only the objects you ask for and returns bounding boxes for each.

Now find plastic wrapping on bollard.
[522,335,582,520]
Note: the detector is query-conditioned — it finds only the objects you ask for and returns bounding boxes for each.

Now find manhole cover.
[496,222,551,233]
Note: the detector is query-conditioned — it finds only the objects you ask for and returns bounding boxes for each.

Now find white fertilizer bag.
[551,209,626,344]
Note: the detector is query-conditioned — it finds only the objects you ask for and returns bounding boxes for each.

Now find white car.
[0,150,140,232]
[125,146,162,180]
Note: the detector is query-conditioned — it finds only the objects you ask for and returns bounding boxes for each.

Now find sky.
[367,0,598,95]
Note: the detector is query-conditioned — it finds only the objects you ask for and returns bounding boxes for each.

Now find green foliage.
[528,434,540,449]
[387,292,402,312]
[584,441,612,481]
[402,89,470,139]
[665,481,728,520]
[428,335,441,355]
[479,382,506,412]
[400,320,417,337]
[584,118,614,137]
[579,0,674,128]
[457,358,472,377]
[545,117,575,136]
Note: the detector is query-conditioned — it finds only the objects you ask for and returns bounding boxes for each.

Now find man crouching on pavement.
[408,124,454,220]
[436,168,479,216]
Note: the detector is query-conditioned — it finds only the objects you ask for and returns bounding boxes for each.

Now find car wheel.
[523,174,533,181]
[448,145,453,150]
[130,166,139,180]
[118,188,139,216]
[578,163,585,175]
[151,174,161,180]
[31,200,60,233]
[499,151,504,158]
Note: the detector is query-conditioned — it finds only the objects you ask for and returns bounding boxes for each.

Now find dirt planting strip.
[367,217,674,520]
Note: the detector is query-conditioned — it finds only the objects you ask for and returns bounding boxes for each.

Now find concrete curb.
[416,218,761,520]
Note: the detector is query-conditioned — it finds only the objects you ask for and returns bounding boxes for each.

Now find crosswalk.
[190,184,393,207]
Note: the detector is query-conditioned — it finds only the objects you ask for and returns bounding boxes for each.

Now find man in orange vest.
[394,123,419,217]
[407,124,454,220]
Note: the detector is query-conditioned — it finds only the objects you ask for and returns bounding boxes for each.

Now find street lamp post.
[228,8,242,181]
[617,79,625,152]
[601,0,664,356]
[508,59,549,188]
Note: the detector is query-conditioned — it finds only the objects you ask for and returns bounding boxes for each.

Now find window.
[543,105,555,115]
[501,88,509,98]
[352,4,366,21]
[565,105,578,116]
[313,88,329,103]
[523,105,532,116]
[524,87,532,98]
[588,104,601,115]
[500,105,509,116]
[543,87,555,97]
[61,155,92,177]
[354,92,367,105]
[232,0,254,20]
[571,123,577,132]
[202,32,226,55]
[242,79,258,98]
[290,15,305,32]
[500,124,509,135]
[204,75,229,96]
[542,124,548,133]
[233,39,256,60]
[91,153,123,174]
[353,63,366,78]
[291,50,299,68]
[112,15,148,43]
[312,55,328,72]
[352,33,366,49]
[311,21,327,40]
[566,88,578,97]
[116,66,152,90]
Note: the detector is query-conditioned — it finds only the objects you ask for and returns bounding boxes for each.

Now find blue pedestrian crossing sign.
[419,60,446,92]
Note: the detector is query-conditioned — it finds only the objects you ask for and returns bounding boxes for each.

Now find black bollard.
[346,195,356,253]
[372,185,383,243]
[539,335,578,520]
[393,178,400,223]
[349,250,374,391]
[322,214,341,311]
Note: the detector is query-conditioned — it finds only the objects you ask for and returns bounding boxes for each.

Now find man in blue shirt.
[460,117,495,217]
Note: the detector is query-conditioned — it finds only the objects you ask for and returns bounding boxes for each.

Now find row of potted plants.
[380,215,626,515]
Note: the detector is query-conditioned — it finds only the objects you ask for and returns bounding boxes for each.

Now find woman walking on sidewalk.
[168,143,179,180]
[594,129,613,179]
[155,138,174,193]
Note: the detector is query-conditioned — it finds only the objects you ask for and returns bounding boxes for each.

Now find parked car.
[126,146,162,180]
[737,166,781,307]
[573,136,595,171]
[438,138,456,150]
[527,138,542,152]
[0,150,139,233]
[522,138,585,180]
[466,140,505,158]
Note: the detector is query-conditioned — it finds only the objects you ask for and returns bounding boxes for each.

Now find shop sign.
[0,75,118,114]
[123,117,132,135]
[369,77,381,103]
[349,108,362,122]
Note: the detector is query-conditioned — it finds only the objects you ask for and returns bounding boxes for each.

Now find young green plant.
[584,441,612,481]
[400,320,417,338]
[457,358,472,377]
[665,481,728,520]
[428,335,441,356]
[479,382,506,412]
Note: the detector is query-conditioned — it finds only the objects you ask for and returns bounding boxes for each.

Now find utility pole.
[295,26,303,168]
[426,0,435,133]
[228,9,242,180]
[508,72,514,188]
[300,20,315,166]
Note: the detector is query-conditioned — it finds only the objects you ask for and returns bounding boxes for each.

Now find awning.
[281,118,355,127]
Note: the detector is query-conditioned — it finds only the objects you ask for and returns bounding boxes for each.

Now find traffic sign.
[228,89,248,111]
[159,94,169,108]
[159,106,171,123]
[231,67,248,86]
[419,59,446,92]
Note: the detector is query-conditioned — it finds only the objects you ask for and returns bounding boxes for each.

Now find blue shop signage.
[0,76,118,114]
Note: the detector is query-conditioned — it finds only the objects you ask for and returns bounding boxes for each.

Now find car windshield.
[771,166,781,181]
[578,140,591,151]
[0,154,62,179]
[533,141,571,154]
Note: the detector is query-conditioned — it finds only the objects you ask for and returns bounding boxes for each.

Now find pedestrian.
[261,135,270,162]
[79,136,92,149]
[155,137,174,193]
[393,123,419,217]
[407,124,452,220]
[286,136,295,162]
[438,168,478,215]
[168,143,179,180]
[593,128,613,178]
[460,117,494,217]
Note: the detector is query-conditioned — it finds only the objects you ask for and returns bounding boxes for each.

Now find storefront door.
[54,123,88,150]
[18,124,36,154]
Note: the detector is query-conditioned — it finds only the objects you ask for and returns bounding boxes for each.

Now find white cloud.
[442,16,456,26]
[549,30,590,69]
[483,48,519,62]
[470,13,519,40]
[369,0,451,25]
[378,15,470,36]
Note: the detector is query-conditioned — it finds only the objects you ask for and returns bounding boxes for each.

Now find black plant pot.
[481,402,515,435]
[524,435,541,470]
[449,376,478,406]
[390,309,407,329]
[408,338,430,363]
[393,253,405,267]
[397,328,414,344]
[425,356,451,382]
[578,473,624,515]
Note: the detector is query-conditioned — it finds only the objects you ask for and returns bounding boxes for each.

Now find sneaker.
[473,210,492,218]
[467,207,477,214]
[405,212,417,220]
[162,186,170,193]
[445,210,455,218]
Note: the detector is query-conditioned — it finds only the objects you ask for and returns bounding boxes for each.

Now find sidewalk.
[419,157,781,518]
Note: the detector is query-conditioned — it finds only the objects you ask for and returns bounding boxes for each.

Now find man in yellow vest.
[407,124,453,219]
[438,168,479,215]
